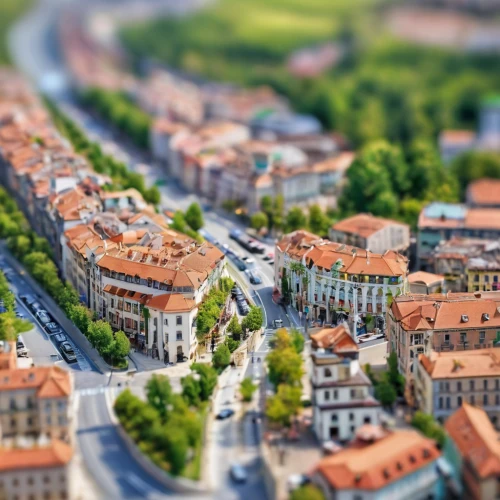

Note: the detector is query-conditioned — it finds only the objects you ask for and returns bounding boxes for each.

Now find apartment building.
[467,254,500,292]
[415,348,500,425]
[311,425,444,500]
[417,202,500,269]
[445,403,500,500]
[0,440,74,500]
[275,230,408,334]
[87,230,226,361]
[0,366,73,443]
[329,213,410,255]
[388,293,500,381]
[310,325,380,442]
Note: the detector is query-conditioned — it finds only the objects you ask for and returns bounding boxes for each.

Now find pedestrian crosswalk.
[76,386,124,398]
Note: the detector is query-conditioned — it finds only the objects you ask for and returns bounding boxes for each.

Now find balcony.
[436,343,454,352]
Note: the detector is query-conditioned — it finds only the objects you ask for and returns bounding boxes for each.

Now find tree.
[224,336,240,353]
[170,210,187,233]
[68,304,91,333]
[144,186,161,205]
[250,211,269,231]
[109,331,130,364]
[266,384,302,427]
[181,375,201,407]
[87,320,113,352]
[386,351,405,396]
[185,202,204,231]
[241,305,263,333]
[212,343,231,370]
[374,381,396,409]
[286,207,307,232]
[267,347,303,389]
[226,314,243,340]
[290,329,305,354]
[451,150,500,196]
[308,204,327,235]
[191,363,218,400]
[290,485,325,500]
[240,377,257,402]
[56,285,79,313]
[411,411,446,448]
[146,374,173,420]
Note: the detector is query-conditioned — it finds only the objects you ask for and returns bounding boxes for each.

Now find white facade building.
[310,325,381,442]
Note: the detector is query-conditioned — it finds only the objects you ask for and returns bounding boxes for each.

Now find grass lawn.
[0,0,33,65]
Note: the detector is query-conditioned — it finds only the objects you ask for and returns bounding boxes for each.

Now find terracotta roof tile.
[0,366,71,398]
[332,213,407,239]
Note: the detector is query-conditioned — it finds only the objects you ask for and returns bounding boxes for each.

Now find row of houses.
[0,69,226,363]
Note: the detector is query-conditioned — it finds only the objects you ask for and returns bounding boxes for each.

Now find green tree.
[286,207,307,232]
[451,150,500,196]
[226,314,243,340]
[87,320,113,352]
[386,351,405,396]
[212,343,231,370]
[169,210,187,233]
[374,381,396,409]
[146,374,173,420]
[266,384,302,427]
[240,377,257,402]
[109,330,130,364]
[411,411,446,448]
[144,186,161,205]
[241,305,263,333]
[68,304,91,333]
[290,329,305,354]
[191,363,218,400]
[291,485,325,500]
[308,204,327,235]
[181,375,201,407]
[267,347,303,389]
[185,202,204,231]
[224,336,240,353]
[250,211,269,231]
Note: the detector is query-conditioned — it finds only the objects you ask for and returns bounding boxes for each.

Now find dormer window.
[482,313,490,321]
[461,315,469,323]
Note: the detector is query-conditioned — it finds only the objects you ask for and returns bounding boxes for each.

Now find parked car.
[36,311,51,325]
[45,322,61,335]
[30,302,44,313]
[272,319,283,329]
[233,258,247,272]
[59,342,77,363]
[53,333,67,345]
[249,272,262,285]
[268,260,274,266]
[216,408,235,420]
[229,464,247,483]
[238,303,249,315]
[20,294,38,307]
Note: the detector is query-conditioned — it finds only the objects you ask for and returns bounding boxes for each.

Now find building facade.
[415,348,500,425]
[310,325,380,442]
[275,231,409,335]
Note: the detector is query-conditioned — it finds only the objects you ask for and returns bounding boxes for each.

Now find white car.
[229,464,247,483]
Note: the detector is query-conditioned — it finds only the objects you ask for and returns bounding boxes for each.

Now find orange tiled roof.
[146,293,196,312]
[0,366,71,398]
[314,428,440,491]
[445,403,500,480]
[332,213,407,239]
[419,348,500,380]
[467,178,500,206]
[408,271,444,286]
[0,440,73,472]
[277,230,408,277]
[310,324,358,353]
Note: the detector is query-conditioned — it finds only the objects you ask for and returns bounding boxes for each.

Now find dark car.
[60,342,77,363]
[36,311,52,325]
[216,408,235,420]
[53,333,67,345]
[21,294,38,307]
[249,272,262,285]
[45,322,62,335]
[232,257,247,271]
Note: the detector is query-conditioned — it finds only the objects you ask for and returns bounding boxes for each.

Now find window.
[457,396,462,406]
[470,380,475,391]
[484,380,488,390]
[176,316,182,325]
[457,381,462,391]
[333,390,338,399]
[45,402,51,412]
[350,425,356,434]
[10,418,16,428]
[164,318,168,326]
[58,416,66,426]
[438,397,443,409]
[460,332,467,343]
[484,394,489,406]
[480,331,486,343]
[43,476,50,484]
[27,477,34,485]
[349,412,354,421]
[445,382,450,391]
[471,395,475,405]
[496,394,500,405]
[108,312,113,322]
[474,274,479,282]
[331,414,338,422]
[27,417,33,426]
[176,331,183,341]
[126,275,132,283]
[324,390,330,401]
[324,368,332,377]
[497,380,500,390]
[132,304,138,315]
[444,334,450,342]
[485,275,490,283]
[110,298,115,308]
[495,275,499,283]
[13,478,19,487]
[446,397,451,409]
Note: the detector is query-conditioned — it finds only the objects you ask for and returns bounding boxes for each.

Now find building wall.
[0,463,72,500]
[467,269,500,292]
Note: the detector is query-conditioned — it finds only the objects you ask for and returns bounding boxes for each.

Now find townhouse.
[329,213,410,255]
[417,202,500,269]
[415,348,500,425]
[310,325,381,442]
[275,230,409,335]
[445,403,500,499]
[311,425,445,499]
[388,292,500,382]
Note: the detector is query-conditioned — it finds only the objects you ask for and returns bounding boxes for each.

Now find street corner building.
[274,230,409,335]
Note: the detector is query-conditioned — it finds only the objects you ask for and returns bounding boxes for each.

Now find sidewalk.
[1,243,110,374]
